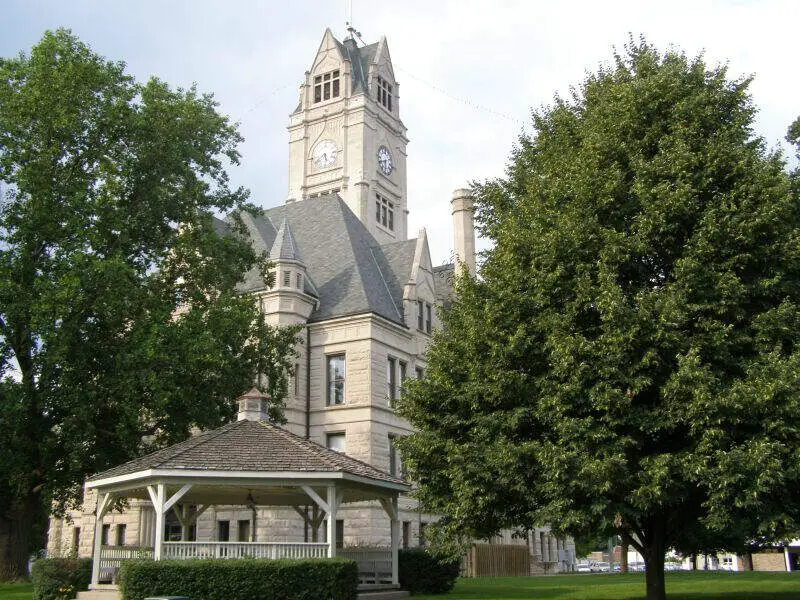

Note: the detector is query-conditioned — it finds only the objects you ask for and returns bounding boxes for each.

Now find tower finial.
[345,0,363,44]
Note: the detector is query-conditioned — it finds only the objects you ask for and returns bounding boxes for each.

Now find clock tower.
[287,28,409,243]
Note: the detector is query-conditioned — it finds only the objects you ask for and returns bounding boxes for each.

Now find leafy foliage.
[398,548,460,595]
[117,558,358,600]
[398,39,800,600]
[30,558,91,600]
[0,30,299,578]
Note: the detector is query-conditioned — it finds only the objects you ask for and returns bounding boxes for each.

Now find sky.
[2,0,798,265]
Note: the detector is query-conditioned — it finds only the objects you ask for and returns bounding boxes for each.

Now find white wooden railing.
[98,546,153,583]
[161,541,328,560]
[339,548,393,585]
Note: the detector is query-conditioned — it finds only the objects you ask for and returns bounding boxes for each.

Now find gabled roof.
[88,419,406,487]
[236,194,409,326]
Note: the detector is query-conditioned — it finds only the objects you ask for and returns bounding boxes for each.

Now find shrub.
[398,548,460,595]
[118,558,358,600]
[31,558,92,600]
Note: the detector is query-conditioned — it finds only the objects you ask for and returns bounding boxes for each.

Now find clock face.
[377,145,393,176]
[313,140,338,168]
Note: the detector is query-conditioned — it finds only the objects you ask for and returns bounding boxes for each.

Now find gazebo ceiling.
[102,480,393,506]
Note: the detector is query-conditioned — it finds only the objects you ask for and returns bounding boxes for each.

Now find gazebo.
[82,404,410,597]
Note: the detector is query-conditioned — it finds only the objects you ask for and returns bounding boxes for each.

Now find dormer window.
[376,76,392,111]
[314,70,340,103]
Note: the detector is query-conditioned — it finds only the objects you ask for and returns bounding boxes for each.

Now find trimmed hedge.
[118,558,358,600]
[31,558,92,600]
[398,548,460,595]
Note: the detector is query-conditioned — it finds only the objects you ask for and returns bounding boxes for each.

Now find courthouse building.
[48,27,573,575]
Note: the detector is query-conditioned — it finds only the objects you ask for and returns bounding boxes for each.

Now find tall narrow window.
[417,300,424,330]
[327,354,345,405]
[294,362,300,397]
[415,366,424,379]
[419,522,428,547]
[388,435,397,476]
[376,194,394,231]
[101,524,110,546]
[72,527,81,555]
[387,357,396,404]
[314,70,340,103]
[376,76,393,111]
[237,520,251,542]
[336,519,344,549]
[115,524,126,546]
[296,272,303,289]
[399,361,407,390]
[218,520,230,542]
[403,521,410,548]
[283,270,291,286]
[426,303,432,334]
[323,519,344,547]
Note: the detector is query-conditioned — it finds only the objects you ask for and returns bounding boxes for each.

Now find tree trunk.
[620,541,629,573]
[691,553,697,570]
[0,501,36,581]
[642,521,667,600]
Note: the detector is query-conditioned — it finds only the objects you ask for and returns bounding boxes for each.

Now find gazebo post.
[326,485,338,558]
[380,496,400,586]
[147,484,166,560]
[90,491,114,587]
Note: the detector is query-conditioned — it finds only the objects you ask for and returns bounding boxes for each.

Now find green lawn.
[2,573,799,600]
[0,583,33,600]
[413,572,800,600]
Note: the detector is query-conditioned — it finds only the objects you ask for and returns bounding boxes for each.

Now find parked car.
[591,561,611,572]
[576,562,591,573]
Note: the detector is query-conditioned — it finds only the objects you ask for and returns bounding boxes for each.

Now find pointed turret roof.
[269,217,302,262]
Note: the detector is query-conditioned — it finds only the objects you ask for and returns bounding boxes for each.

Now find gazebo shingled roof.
[88,419,406,486]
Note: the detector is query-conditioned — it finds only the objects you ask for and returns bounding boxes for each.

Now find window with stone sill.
[326,432,345,453]
[388,434,398,476]
[399,360,407,392]
[326,354,345,405]
[376,76,393,112]
[387,356,397,405]
[314,70,340,103]
[115,524,126,546]
[376,193,394,231]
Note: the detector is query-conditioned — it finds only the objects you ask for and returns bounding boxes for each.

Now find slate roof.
[88,419,407,487]
[270,218,302,262]
[336,37,378,95]
[433,264,455,310]
[235,194,413,326]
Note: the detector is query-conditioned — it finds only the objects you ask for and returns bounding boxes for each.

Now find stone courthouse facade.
[48,28,574,573]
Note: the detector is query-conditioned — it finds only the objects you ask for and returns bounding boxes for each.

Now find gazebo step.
[77,590,120,600]
[357,590,410,600]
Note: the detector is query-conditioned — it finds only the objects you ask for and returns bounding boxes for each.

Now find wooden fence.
[462,543,530,577]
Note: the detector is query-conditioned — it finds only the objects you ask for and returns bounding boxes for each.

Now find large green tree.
[398,40,800,600]
[0,30,299,579]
